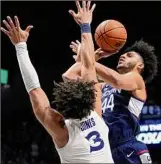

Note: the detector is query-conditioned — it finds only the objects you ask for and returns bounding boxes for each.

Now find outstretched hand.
[1,16,33,45]
[94,48,118,60]
[69,1,96,25]
[70,40,117,62]
[70,40,81,62]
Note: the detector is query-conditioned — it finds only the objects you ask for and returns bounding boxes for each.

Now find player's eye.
[127,52,133,57]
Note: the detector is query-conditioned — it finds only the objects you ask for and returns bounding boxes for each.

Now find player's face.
[117,51,143,73]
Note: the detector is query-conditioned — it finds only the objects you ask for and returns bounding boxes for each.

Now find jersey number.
[85,131,104,152]
[102,94,114,113]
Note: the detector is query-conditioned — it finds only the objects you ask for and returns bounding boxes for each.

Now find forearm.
[15,42,40,92]
[80,24,95,68]
[95,62,121,87]
[62,62,81,81]
[80,24,97,82]
[96,62,141,91]
[61,55,102,82]
[15,42,50,114]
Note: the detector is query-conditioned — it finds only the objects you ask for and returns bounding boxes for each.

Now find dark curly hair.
[52,80,96,120]
[124,40,158,83]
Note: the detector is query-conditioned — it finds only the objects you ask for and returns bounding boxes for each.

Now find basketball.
[94,20,127,53]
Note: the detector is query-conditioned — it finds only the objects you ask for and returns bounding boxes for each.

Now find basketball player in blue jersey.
[1,1,114,163]
[63,36,158,163]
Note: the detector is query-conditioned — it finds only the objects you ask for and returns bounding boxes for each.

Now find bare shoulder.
[134,72,145,90]
[125,72,145,89]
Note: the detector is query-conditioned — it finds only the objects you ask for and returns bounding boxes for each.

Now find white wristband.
[15,42,40,92]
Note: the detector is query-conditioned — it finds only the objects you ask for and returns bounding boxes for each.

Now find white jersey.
[55,111,114,163]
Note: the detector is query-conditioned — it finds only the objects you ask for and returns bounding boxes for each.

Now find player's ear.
[137,63,144,73]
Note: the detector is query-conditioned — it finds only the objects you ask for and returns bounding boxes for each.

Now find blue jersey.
[101,84,145,148]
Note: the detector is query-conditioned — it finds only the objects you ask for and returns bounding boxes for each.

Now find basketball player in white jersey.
[1,1,114,163]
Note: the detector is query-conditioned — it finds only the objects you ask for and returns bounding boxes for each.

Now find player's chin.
[117,63,123,70]
[117,64,126,72]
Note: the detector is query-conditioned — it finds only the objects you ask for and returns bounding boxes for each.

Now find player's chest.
[101,86,121,113]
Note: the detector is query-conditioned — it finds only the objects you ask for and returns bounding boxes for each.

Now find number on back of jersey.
[85,131,104,153]
[102,94,114,113]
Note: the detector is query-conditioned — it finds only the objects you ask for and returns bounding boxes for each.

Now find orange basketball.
[94,20,127,53]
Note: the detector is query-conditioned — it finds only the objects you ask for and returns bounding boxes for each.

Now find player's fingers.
[115,50,119,54]
[70,45,77,52]
[82,1,86,12]
[76,40,81,45]
[95,48,101,54]
[100,50,105,54]
[68,10,77,18]
[1,27,10,36]
[7,16,16,29]
[73,55,77,60]
[71,41,78,47]
[71,47,77,53]
[73,49,77,53]
[87,1,91,11]
[109,51,118,56]
[90,3,96,13]
[75,1,81,12]
[3,20,12,31]
[75,40,80,46]
[70,45,75,49]
[97,48,102,52]
[25,25,33,33]
[14,16,21,30]
[77,42,81,53]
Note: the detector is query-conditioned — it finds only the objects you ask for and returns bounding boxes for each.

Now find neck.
[118,68,132,74]
[118,67,139,74]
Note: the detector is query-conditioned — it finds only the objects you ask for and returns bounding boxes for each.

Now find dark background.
[1,1,161,164]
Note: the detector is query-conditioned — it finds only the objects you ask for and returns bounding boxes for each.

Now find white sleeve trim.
[128,97,144,117]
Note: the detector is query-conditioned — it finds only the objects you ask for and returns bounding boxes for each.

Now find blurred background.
[1,1,161,164]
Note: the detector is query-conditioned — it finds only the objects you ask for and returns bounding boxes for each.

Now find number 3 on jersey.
[102,94,114,113]
[86,131,104,153]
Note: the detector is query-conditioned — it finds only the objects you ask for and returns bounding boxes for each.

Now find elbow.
[62,73,67,80]
[62,73,70,82]
[62,73,78,82]
[32,106,46,123]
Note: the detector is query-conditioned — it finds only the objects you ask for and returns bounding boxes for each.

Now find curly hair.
[124,40,158,83]
[52,80,96,120]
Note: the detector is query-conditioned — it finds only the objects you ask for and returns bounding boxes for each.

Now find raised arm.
[1,16,68,147]
[69,1,104,115]
[95,62,145,91]
[69,1,97,82]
